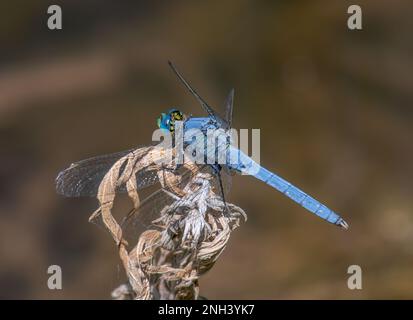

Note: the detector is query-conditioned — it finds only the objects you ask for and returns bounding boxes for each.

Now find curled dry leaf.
[90,146,246,299]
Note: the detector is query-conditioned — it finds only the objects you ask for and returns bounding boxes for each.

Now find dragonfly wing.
[56,147,163,197]
[120,164,200,247]
[119,163,233,250]
[56,149,135,197]
[168,61,228,127]
[120,188,176,247]
[224,88,234,129]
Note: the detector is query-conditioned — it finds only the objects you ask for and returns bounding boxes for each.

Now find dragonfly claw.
[338,219,349,230]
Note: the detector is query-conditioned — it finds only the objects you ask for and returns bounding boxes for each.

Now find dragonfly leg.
[213,165,230,217]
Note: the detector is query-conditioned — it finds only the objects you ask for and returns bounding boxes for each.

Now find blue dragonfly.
[159,62,348,229]
[56,62,348,231]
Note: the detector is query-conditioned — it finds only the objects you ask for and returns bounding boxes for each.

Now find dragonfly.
[56,62,348,234]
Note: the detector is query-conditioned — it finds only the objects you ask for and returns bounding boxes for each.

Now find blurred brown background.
[0,0,412,299]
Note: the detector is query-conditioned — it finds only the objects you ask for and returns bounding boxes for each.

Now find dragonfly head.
[157,108,184,133]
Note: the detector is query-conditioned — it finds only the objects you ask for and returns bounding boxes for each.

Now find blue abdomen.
[227,146,347,228]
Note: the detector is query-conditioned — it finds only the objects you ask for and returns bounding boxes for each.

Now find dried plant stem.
[89,146,246,299]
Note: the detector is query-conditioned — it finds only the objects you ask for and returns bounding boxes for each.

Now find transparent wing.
[56,149,133,197]
[224,88,234,129]
[120,160,233,249]
[168,61,230,127]
[120,165,200,247]
[120,189,175,248]
[168,61,217,121]
[56,147,160,197]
